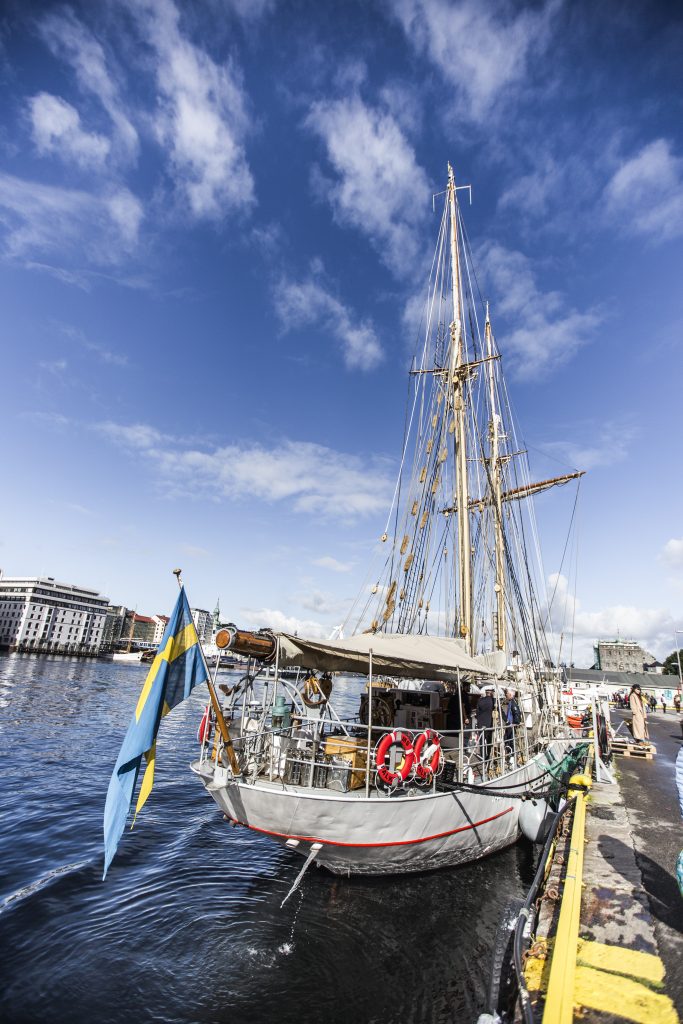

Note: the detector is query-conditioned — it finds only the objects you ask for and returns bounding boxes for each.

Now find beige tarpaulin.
[276,631,496,681]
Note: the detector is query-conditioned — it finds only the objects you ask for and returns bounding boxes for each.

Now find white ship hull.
[192,741,564,875]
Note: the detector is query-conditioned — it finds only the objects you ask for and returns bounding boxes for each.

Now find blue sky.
[1,0,682,665]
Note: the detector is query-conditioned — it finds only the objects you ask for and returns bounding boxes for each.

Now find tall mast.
[447,164,472,651]
[485,305,506,652]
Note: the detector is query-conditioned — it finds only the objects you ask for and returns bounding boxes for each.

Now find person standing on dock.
[476,685,495,767]
[629,684,647,744]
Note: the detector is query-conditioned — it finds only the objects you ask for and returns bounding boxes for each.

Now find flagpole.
[173,569,241,776]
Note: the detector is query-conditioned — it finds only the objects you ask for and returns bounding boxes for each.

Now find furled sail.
[276,631,493,681]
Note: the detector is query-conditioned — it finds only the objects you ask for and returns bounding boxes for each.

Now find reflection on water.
[0,654,537,1024]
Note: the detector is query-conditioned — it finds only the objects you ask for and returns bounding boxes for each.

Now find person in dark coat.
[446,684,471,733]
[504,688,522,759]
[476,685,495,766]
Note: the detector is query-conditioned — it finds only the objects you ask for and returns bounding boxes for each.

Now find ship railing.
[200,712,540,792]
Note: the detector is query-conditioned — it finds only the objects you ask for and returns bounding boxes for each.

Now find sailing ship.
[191,165,584,876]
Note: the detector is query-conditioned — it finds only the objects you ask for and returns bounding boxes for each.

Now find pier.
[485,710,682,1022]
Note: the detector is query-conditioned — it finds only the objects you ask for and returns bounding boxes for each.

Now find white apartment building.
[191,607,212,643]
[0,572,110,655]
[152,614,169,645]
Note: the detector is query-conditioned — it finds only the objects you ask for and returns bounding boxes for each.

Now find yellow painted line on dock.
[577,939,665,986]
[543,791,587,1023]
[574,964,678,1024]
[528,751,679,1022]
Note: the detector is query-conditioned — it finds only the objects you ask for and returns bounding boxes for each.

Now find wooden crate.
[323,736,368,789]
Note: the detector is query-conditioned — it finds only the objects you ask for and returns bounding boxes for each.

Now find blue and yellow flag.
[103,587,207,878]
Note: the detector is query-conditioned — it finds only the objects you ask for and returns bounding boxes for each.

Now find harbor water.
[0,654,539,1024]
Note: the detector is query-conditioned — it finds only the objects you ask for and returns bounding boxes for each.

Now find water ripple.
[0,653,538,1024]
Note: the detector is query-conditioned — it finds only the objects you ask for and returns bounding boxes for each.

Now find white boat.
[191,164,584,876]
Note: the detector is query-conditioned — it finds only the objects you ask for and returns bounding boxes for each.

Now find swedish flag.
[103,587,207,878]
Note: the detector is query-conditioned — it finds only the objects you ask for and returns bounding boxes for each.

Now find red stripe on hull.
[224,805,514,848]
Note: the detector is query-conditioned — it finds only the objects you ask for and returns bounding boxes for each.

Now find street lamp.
[675,629,683,693]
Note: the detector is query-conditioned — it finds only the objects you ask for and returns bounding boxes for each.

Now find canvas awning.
[275,631,495,681]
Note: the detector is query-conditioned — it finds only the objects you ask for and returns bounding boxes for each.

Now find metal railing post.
[365,649,373,797]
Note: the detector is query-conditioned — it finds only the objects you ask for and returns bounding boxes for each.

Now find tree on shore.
[662,650,683,677]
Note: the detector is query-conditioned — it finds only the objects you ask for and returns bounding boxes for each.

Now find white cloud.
[541,421,636,471]
[605,139,683,243]
[273,274,383,370]
[661,538,683,569]
[180,543,209,557]
[59,324,128,367]
[106,190,144,245]
[238,606,329,638]
[545,573,680,665]
[482,242,601,379]
[29,93,111,169]
[498,156,564,218]
[305,96,430,275]
[378,81,423,135]
[48,499,92,516]
[298,589,347,616]
[39,8,138,161]
[389,0,562,122]
[0,173,143,264]
[38,358,68,375]
[97,421,170,449]
[214,0,277,20]
[97,422,395,520]
[23,261,93,290]
[25,411,71,428]
[127,0,254,219]
[313,556,353,573]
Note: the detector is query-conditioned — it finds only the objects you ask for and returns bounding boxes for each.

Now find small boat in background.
[111,650,145,663]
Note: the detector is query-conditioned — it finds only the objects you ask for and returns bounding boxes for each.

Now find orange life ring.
[413,729,442,781]
[375,730,415,787]
[197,705,212,744]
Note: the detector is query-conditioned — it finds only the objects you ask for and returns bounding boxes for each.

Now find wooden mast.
[447,164,472,652]
[485,306,506,652]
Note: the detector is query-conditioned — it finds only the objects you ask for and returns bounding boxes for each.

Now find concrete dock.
[523,710,682,1022]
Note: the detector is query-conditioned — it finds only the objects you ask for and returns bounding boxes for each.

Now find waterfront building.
[129,613,156,648]
[565,667,680,700]
[152,614,169,645]
[593,637,659,673]
[191,607,212,643]
[102,605,128,653]
[0,571,109,655]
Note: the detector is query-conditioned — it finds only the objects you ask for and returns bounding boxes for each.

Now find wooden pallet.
[611,740,656,759]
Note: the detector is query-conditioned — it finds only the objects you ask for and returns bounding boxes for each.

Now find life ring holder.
[197,704,213,745]
[301,672,333,709]
[413,729,443,784]
[374,730,415,788]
